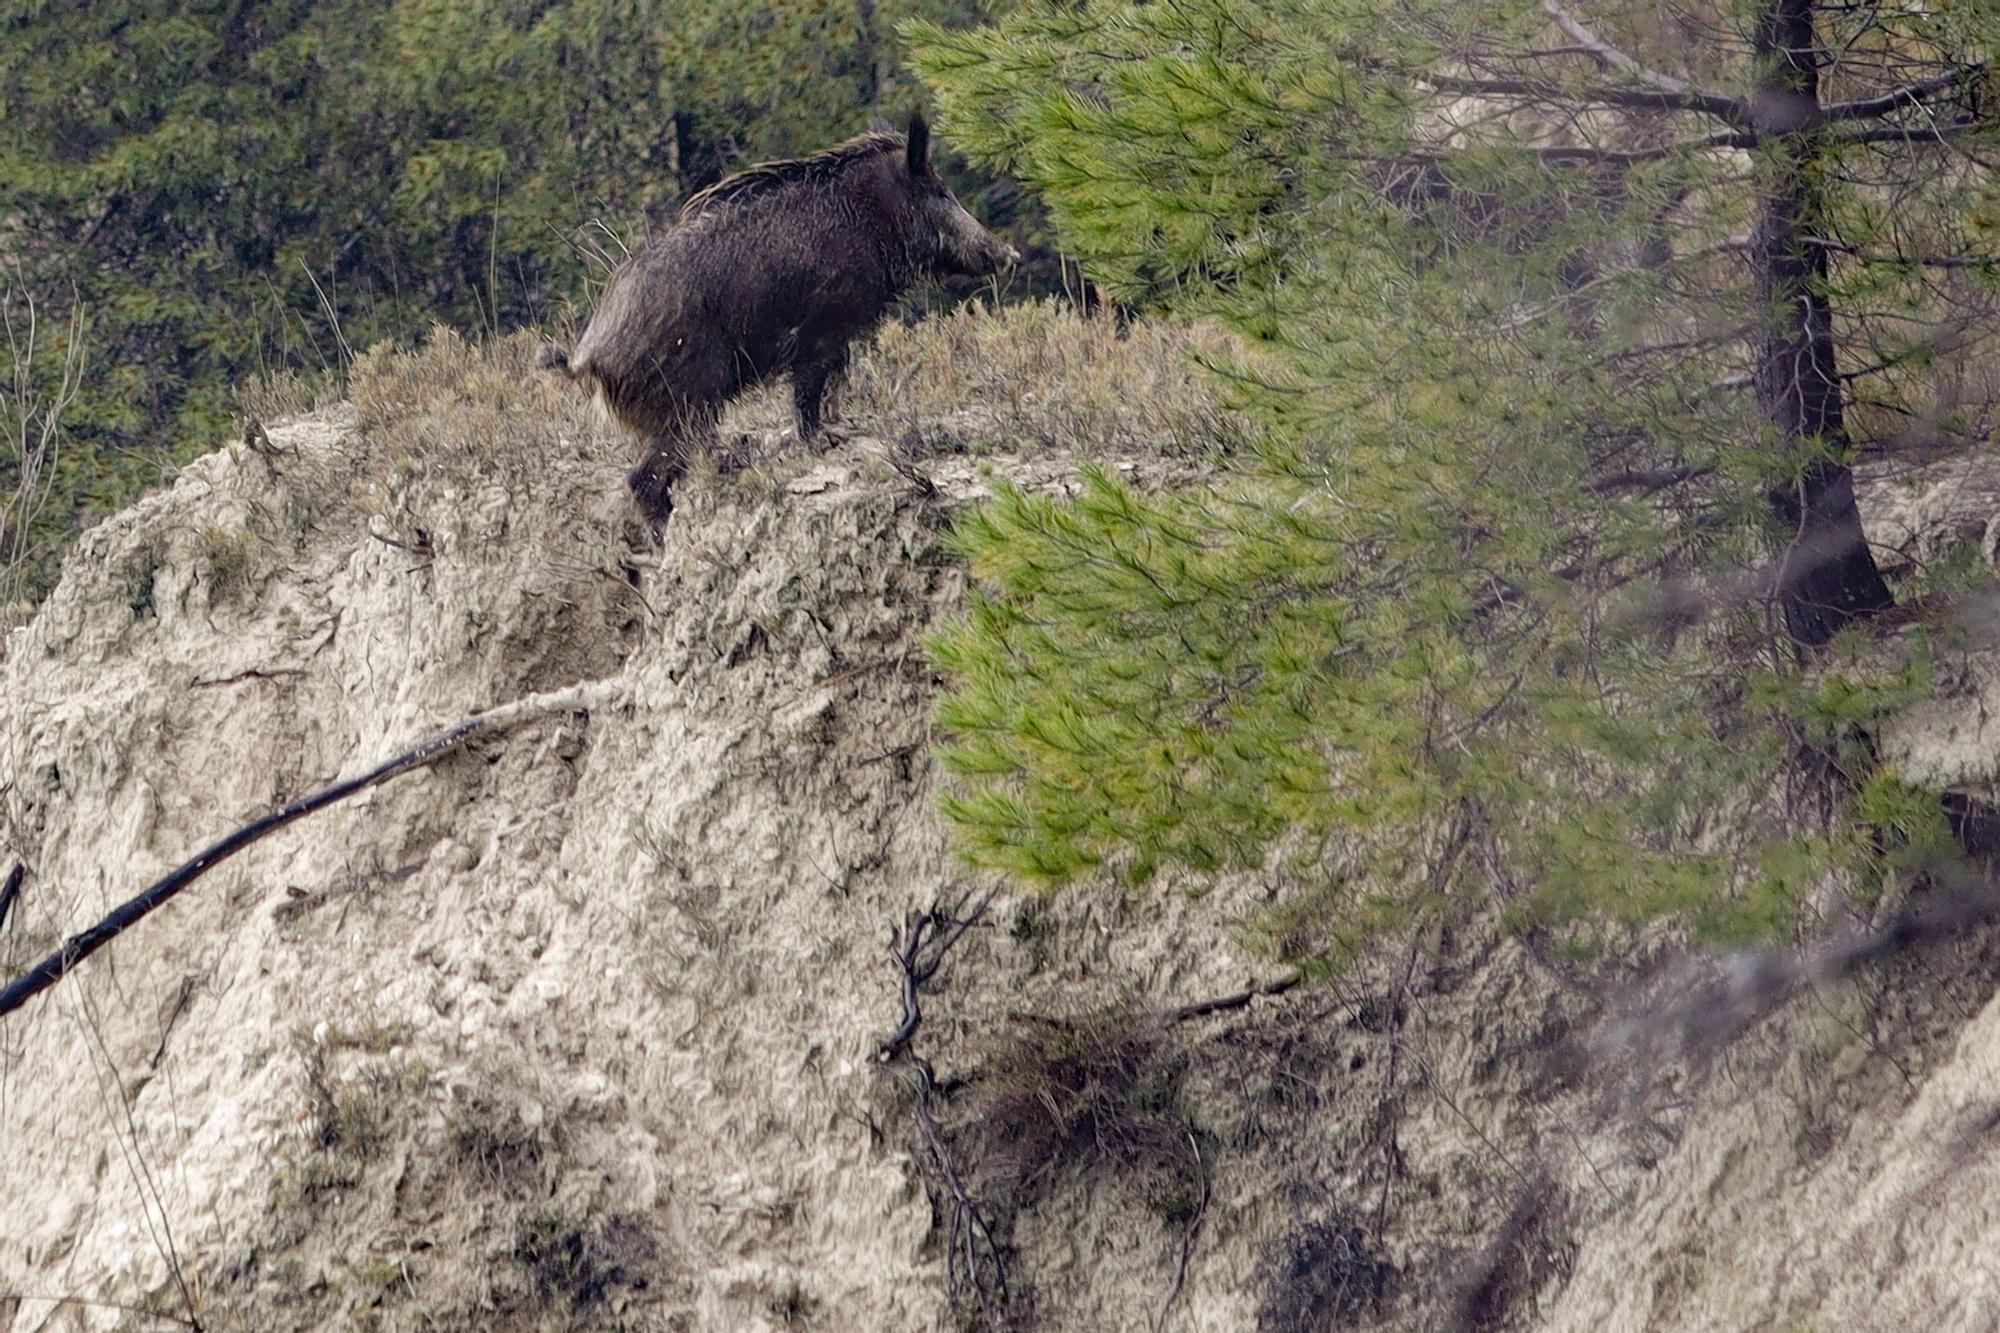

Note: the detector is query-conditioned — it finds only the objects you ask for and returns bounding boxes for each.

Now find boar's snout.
[957,231,1020,279]
[965,238,1021,279]
[929,195,1020,279]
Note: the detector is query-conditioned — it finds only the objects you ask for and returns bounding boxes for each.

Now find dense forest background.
[0,0,1044,597]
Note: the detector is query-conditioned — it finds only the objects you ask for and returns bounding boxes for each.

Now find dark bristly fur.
[539,112,1018,524]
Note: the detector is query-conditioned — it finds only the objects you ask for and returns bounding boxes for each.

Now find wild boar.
[538,112,1018,522]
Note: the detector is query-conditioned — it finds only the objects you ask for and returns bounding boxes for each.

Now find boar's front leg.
[791,348,849,447]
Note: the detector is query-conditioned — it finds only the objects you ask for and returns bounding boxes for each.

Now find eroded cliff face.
[3,325,1999,1333]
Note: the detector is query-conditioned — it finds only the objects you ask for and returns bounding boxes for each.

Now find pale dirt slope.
[3,321,2000,1331]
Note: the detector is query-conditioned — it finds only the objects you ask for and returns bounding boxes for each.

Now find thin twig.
[148,975,197,1071]
[76,990,203,1329]
[188,668,307,689]
[0,1292,199,1328]
[1153,1127,1210,1333]
[297,259,353,372]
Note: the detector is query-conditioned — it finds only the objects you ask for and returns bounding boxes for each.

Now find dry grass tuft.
[239,1042,671,1330]
[708,297,1249,458]
[189,519,261,605]
[311,302,1247,555]
[448,1082,566,1198]
[348,325,609,479]
[235,365,342,425]
[340,325,636,609]
[511,1207,660,1319]
[1253,1197,1396,1332]
[267,1027,433,1231]
[962,1006,1201,1222]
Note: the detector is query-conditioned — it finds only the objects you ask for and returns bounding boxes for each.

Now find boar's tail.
[534,341,576,376]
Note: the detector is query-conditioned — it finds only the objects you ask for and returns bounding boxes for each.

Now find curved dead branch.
[0,678,622,1022]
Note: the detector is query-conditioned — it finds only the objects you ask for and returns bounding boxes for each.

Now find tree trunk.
[1751,0,1895,646]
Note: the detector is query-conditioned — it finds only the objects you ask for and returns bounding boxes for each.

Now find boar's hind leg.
[628,438,687,525]
[791,349,849,446]
[626,402,722,525]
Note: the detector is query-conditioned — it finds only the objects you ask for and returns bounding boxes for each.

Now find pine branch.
[1606,874,2000,1064]
[0,678,622,1022]
[1524,128,1757,163]
[1425,72,1746,124]
[1832,117,1994,148]
[1497,236,1753,333]
[1823,63,1990,122]
[1800,235,2000,270]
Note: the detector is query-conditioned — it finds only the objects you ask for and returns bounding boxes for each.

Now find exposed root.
[875,890,1011,1326]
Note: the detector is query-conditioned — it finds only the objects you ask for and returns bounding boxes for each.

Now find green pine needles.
[914,0,1999,963]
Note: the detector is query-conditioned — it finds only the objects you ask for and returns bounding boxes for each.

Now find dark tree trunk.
[1750,0,1895,647]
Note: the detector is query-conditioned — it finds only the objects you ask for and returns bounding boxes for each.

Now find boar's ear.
[906,111,931,178]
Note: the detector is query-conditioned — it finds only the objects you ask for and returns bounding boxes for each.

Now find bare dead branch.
[1537,1,1725,104]
[0,862,21,934]
[905,1054,1010,1327]
[364,525,433,557]
[1536,128,1760,163]
[1169,974,1303,1024]
[271,859,425,927]
[876,888,992,1061]
[0,678,622,1022]
[1832,118,1994,149]
[1583,465,1715,496]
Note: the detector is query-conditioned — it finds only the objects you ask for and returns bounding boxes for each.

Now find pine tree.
[913,1,1996,956]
